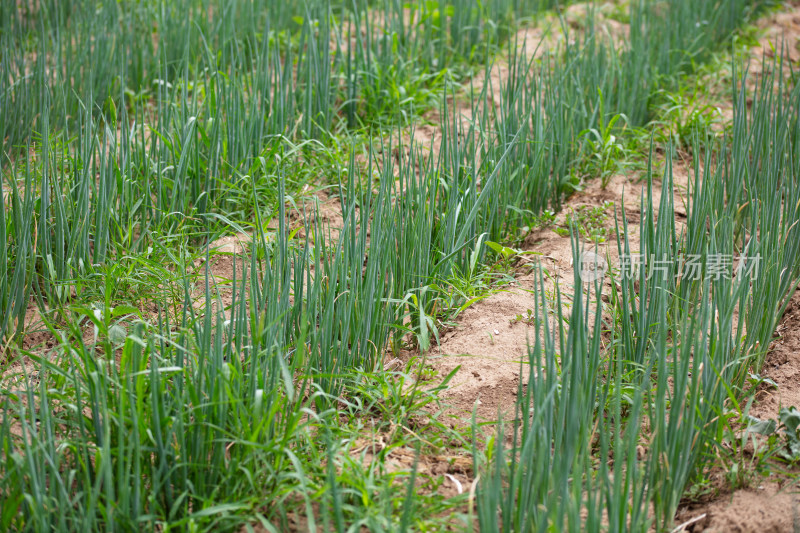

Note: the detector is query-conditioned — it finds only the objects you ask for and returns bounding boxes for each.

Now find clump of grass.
[566,202,614,244]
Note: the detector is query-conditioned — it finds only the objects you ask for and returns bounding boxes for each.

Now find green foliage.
[578,92,632,187]
[566,202,614,244]
[651,88,726,148]
[1,0,795,531]
[473,44,800,530]
[749,407,800,463]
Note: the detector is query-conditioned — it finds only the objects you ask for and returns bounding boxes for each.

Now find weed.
[510,308,535,326]
[566,202,615,244]
[579,91,632,187]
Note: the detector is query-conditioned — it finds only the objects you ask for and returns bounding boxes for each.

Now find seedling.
[510,308,535,326]
[565,201,615,244]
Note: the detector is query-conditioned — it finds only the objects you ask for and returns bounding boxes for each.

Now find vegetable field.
[2,0,800,531]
